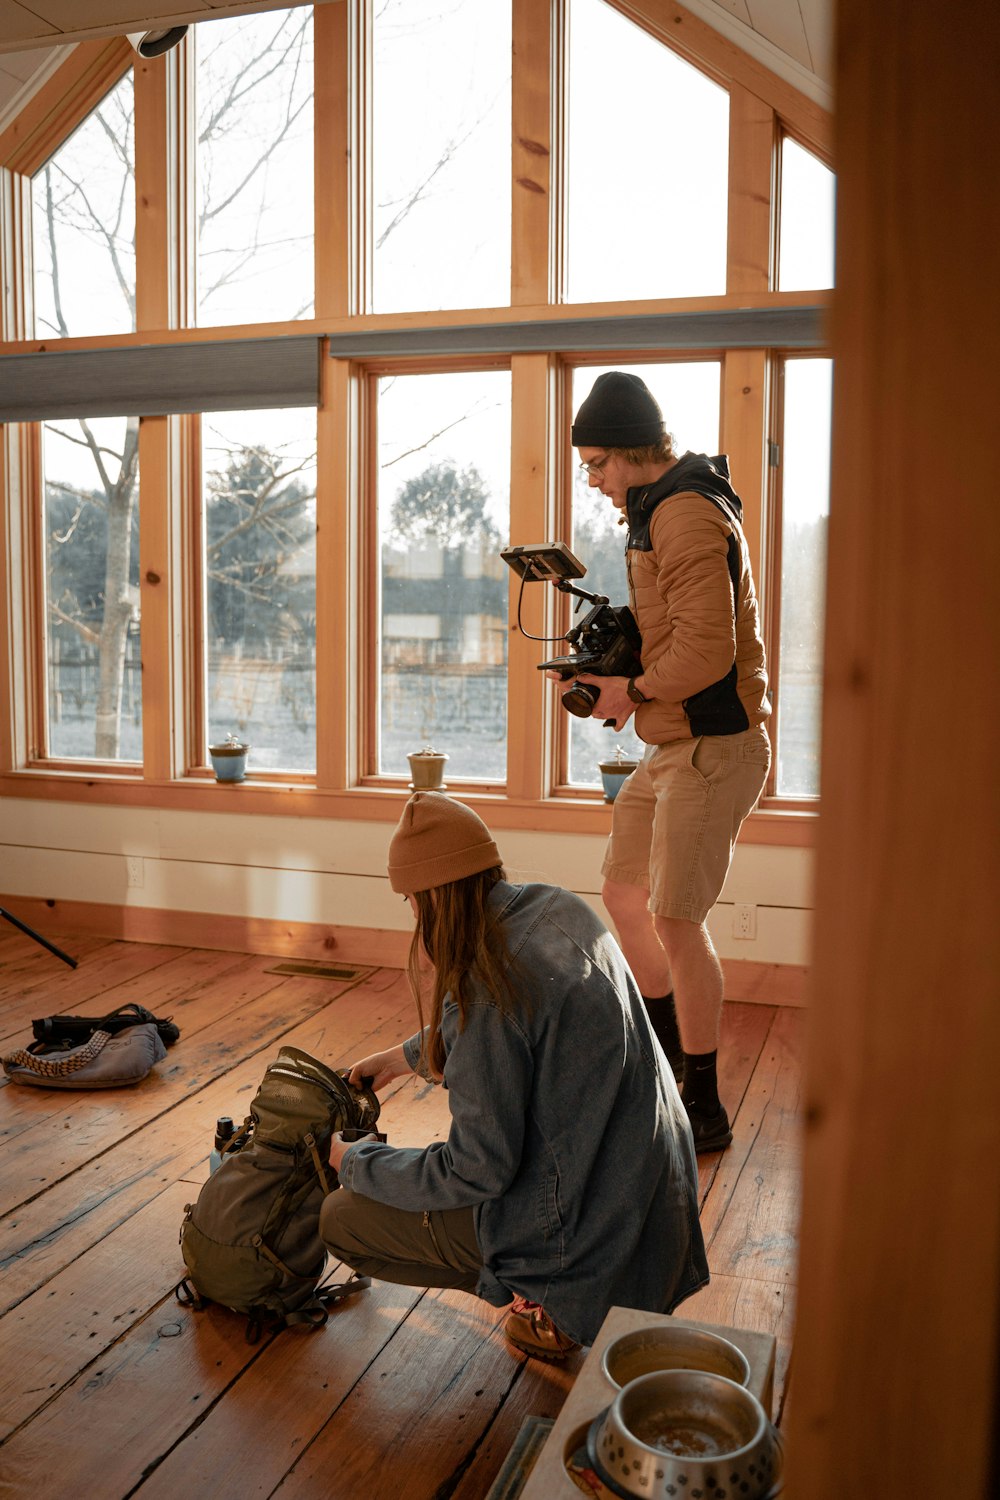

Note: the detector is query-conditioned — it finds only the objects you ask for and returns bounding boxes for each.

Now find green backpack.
[176,1045,382,1341]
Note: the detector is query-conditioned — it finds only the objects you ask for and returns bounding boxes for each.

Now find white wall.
[0,797,813,965]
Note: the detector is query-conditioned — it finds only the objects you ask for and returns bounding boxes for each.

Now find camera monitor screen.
[500,542,587,582]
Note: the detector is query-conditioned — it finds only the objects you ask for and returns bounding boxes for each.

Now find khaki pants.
[320,1188,482,1292]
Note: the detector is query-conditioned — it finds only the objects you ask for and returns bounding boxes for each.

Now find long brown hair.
[407,865,521,1078]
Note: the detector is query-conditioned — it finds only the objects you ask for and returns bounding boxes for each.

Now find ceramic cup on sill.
[407,746,448,792]
[599,745,639,803]
[209,735,251,783]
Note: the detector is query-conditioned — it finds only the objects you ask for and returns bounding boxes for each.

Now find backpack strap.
[318,1271,371,1308]
[303,1131,332,1195]
[175,1277,205,1311]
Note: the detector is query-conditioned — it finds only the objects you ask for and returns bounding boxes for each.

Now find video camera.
[501,542,643,719]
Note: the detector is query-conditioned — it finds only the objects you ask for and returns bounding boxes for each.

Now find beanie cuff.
[388,838,501,894]
[571,417,665,447]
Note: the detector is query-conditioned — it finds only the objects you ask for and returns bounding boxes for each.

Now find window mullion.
[512,0,559,306]
[315,352,359,790]
[315,0,353,319]
[726,83,776,295]
[508,353,560,800]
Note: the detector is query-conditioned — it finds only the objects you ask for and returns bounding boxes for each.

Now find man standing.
[565,370,771,1152]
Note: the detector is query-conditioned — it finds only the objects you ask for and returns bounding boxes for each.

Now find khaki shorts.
[602,725,771,923]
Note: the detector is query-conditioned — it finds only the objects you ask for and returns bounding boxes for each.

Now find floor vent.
[265,961,370,980]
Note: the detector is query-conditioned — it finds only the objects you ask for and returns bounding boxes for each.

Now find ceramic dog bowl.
[601,1323,752,1390]
[587,1370,781,1500]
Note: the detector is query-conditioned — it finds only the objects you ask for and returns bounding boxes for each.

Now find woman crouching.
[321,792,708,1359]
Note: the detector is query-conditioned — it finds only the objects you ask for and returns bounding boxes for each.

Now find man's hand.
[548,670,636,732]
[329,1130,379,1176]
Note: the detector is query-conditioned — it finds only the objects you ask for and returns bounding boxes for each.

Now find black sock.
[643,991,683,1070]
[682,1050,721,1115]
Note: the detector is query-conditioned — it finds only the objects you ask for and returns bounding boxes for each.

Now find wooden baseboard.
[0,894,808,1005]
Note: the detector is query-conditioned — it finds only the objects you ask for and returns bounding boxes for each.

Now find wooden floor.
[0,923,801,1500]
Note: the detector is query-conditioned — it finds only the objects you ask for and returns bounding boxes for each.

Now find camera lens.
[562,681,601,717]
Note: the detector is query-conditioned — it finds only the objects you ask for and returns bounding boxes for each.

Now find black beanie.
[571,371,666,448]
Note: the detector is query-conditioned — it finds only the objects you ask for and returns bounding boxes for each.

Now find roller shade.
[0,336,321,422]
[326,306,826,358]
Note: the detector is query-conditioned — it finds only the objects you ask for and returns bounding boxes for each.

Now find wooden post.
[786,2,1000,1494]
[512,0,558,306]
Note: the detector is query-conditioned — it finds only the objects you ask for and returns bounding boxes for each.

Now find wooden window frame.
[760,350,831,813]
[358,355,514,796]
[0,0,830,848]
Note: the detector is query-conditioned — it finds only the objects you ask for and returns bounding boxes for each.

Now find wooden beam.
[313,0,350,319]
[512,0,557,305]
[786,1,1000,1493]
[727,83,775,296]
[507,353,559,801]
[0,38,132,177]
[314,346,356,789]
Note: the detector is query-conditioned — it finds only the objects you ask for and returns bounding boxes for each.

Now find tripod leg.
[0,907,78,968]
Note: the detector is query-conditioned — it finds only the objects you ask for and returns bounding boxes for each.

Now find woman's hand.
[329,1130,379,1176]
[346,1042,411,1093]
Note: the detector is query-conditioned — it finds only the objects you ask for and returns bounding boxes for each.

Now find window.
[773,357,832,798]
[567,361,722,787]
[1,4,833,837]
[372,0,512,313]
[567,0,729,303]
[195,7,315,325]
[778,137,836,291]
[375,369,511,781]
[32,71,135,339]
[201,408,317,771]
[42,417,141,763]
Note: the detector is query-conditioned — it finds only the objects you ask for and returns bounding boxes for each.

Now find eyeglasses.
[578,454,611,477]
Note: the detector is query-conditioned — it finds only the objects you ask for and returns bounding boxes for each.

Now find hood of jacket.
[625,452,743,551]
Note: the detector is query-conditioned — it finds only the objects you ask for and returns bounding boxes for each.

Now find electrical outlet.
[733,902,757,940]
[126,855,144,889]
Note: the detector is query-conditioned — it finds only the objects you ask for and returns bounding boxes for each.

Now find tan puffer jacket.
[626,463,770,746]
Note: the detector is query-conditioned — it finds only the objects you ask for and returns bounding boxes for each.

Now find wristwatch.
[626,677,649,704]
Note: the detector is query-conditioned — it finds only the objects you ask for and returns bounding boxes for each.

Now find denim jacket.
[340,881,708,1345]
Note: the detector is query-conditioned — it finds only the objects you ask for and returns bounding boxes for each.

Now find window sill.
[0,767,818,843]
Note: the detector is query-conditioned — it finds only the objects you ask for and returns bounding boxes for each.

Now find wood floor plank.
[0,969,397,1218]
[0,1179,195,1440]
[272,1288,523,1500]
[0,933,110,989]
[0,930,804,1499]
[0,976,417,1312]
[450,1352,585,1500]
[698,1001,778,1198]
[0,942,251,1050]
[0,942,193,1042]
[699,1005,803,1277]
[135,1279,428,1500]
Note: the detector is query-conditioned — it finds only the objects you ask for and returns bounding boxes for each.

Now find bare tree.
[35,18,315,759]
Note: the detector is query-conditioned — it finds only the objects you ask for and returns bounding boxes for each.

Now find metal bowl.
[588,1370,781,1500]
[601,1323,752,1390]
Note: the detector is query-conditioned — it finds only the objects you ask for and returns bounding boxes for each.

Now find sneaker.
[685,1100,733,1154]
[503,1296,580,1362]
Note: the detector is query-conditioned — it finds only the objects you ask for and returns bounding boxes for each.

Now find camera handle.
[553,579,609,609]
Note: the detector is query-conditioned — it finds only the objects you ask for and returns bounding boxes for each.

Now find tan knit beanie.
[387,792,502,894]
